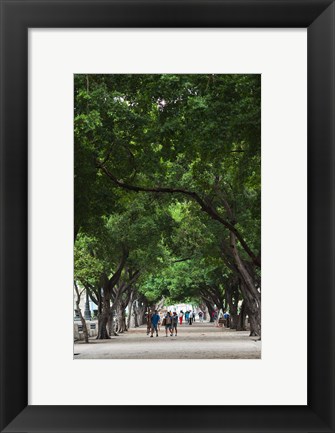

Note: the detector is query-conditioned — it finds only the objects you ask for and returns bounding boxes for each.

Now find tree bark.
[247,296,261,337]
[109,300,118,336]
[230,232,261,338]
[236,300,247,331]
[97,295,111,339]
[127,297,134,329]
[134,297,147,326]
[133,301,140,327]
[74,282,89,343]
[225,281,239,330]
[115,298,128,333]
[199,302,207,320]
[204,299,215,322]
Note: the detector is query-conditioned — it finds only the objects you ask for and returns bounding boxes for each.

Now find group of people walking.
[183,310,204,324]
[182,310,196,325]
[146,308,231,337]
[146,309,205,338]
[147,310,178,337]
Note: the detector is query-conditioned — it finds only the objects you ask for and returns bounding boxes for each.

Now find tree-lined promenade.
[74,74,261,351]
[74,321,261,359]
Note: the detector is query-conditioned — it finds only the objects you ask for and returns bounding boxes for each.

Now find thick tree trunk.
[116,303,127,333]
[97,296,111,339]
[247,298,261,337]
[74,283,89,343]
[132,297,146,327]
[229,310,238,329]
[204,300,215,322]
[109,286,125,336]
[237,280,261,337]
[108,312,113,336]
[133,301,140,327]
[78,309,89,343]
[130,296,143,328]
[231,298,239,329]
[198,302,207,321]
[122,308,127,332]
[236,300,247,331]
[137,299,148,326]
[127,299,134,329]
[126,287,138,329]
[97,313,109,339]
[230,232,261,338]
[109,302,118,336]
[154,298,165,311]
[225,286,238,330]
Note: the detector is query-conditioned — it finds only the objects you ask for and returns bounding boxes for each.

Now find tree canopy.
[74,74,261,338]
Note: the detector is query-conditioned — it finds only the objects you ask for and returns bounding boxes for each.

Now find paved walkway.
[74,321,261,359]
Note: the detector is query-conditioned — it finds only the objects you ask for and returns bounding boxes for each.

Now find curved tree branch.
[98,163,260,267]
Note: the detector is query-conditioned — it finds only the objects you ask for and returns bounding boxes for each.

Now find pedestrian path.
[74,321,261,359]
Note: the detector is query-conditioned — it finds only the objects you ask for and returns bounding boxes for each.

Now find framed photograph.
[1,1,334,432]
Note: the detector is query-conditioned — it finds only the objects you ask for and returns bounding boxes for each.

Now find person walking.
[185,311,189,323]
[223,311,230,328]
[198,311,203,322]
[188,311,193,325]
[164,312,172,337]
[150,310,160,337]
[192,311,196,322]
[146,310,152,335]
[179,310,183,325]
[171,312,178,336]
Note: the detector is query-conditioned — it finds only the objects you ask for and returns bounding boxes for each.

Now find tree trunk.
[230,232,261,338]
[116,303,127,333]
[109,301,118,336]
[154,298,165,311]
[126,287,138,329]
[136,298,148,326]
[108,312,113,336]
[109,285,124,336]
[204,300,215,322]
[237,280,261,337]
[97,296,111,339]
[198,302,208,321]
[127,298,134,329]
[236,300,247,331]
[133,301,140,327]
[225,286,238,330]
[247,297,261,337]
[74,283,89,344]
[229,310,238,329]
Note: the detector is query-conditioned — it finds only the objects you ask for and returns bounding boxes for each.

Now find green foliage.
[74,235,104,287]
[74,74,261,306]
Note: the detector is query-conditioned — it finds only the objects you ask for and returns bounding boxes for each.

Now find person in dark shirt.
[150,310,160,337]
[164,312,172,337]
[171,311,178,336]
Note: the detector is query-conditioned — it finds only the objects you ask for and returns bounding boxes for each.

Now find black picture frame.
[0,1,334,432]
